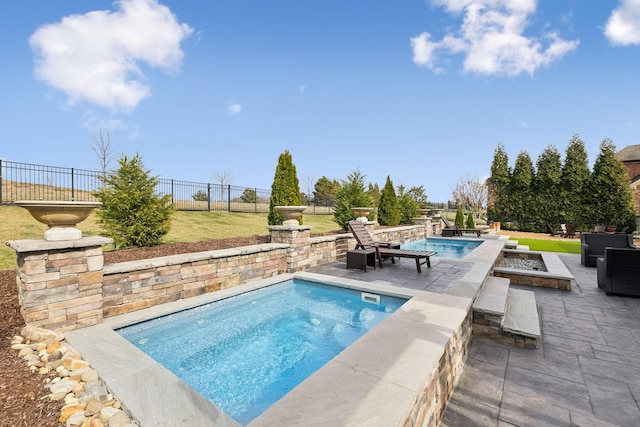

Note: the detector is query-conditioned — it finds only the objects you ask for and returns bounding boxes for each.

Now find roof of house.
[617,145,640,162]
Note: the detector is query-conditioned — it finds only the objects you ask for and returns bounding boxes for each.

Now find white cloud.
[29,0,193,111]
[82,111,126,132]
[605,0,640,45]
[227,101,242,115]
[411,0,579,76]
[299,85,306,95]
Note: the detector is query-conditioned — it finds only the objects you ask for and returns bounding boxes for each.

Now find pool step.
[505,240,518,249]
[472,277,540,348]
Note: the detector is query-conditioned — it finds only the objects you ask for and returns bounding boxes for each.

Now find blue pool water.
[401,237,482,258]
[116,279,407,425]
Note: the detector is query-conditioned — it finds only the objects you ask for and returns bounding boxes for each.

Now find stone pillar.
[7,236,113,332]
[268,225,312,273]
[414,217,432,237]
[432,216,444,235]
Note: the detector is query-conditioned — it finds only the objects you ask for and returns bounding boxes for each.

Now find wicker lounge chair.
[347,220,436,273]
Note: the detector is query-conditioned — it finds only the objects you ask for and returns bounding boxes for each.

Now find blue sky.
[1,0,639,202]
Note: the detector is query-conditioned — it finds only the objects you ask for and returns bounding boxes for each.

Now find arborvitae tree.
[588,138,636,228]
[487,143,511,223]
[268,150,302,225]
[94,154,173,248]
[367,183,381,206]
[313,176,340,206]
[510,151,535,231]
[531,145,563,232]
[377,176,400,226]
[454,205,465,227]
[397,185,418,225]
[465,211,476,228]
[333,169,375,229]
[561,134,591,229]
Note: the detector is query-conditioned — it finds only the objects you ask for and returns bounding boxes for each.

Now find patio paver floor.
[310,251,640,426]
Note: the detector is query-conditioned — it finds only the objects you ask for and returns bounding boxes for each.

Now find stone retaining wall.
[402,311,472,426]
[9,223,430,330]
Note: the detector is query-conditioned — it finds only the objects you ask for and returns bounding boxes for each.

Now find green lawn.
[510,238,581,254]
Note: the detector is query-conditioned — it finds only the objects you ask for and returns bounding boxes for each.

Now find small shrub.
[268,150,302,225]
[192,190,208,202]
[333,169,374,229]
[454,206,464,227]
[94,154,173,248]
[378,176,400,226]
[465,212,476,229]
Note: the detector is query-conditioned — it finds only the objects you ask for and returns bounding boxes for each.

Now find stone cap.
[6,235,114,253]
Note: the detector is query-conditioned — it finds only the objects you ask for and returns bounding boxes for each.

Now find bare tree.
[452,176,488,221]
[302,173,315,205]
[89,129,116,175]
[212,170,234,202]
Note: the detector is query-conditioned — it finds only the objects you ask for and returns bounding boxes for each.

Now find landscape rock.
[11,330,139,427]
[21,325,65,343]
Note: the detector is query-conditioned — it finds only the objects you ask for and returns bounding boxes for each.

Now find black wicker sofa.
[580,232,636,267]
[597,248,640,297]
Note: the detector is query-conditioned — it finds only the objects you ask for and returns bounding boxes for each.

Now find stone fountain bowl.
[15,201,102,241]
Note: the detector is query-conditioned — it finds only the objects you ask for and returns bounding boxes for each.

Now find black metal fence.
[0,159,334,214]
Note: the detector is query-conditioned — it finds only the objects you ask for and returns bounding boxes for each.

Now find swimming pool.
[401,237,482,258]
[116,278,407,425]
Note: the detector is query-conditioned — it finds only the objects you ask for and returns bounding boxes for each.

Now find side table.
[346,248,377,272]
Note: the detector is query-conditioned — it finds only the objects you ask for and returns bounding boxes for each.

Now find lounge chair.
[548,223,563,236]
[563,223,578,238]
[441,217,482,237]
[616,226,629,234]
[594,225,606,233]
[605,225,617,234]
[347,220,436,273]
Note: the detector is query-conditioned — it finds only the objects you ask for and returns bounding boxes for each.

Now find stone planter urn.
[15,200,101,241]
[416,208,430,218]
[429,208,443,218]
[351,207,373,223]
[274,205,307,226]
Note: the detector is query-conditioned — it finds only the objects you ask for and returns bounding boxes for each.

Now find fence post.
[254,188,257,213]
[0,159,3,204]
[171,179,174,205]
[71,168,75,201]
[207,183,211,212]
[227,184,231,212]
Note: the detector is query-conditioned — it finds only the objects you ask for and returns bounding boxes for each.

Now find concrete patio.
[62,234,640,426]
[313,251,640,426]
[440,253,640,426]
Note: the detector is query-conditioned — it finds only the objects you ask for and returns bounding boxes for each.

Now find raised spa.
[402,237,483,258]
